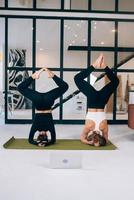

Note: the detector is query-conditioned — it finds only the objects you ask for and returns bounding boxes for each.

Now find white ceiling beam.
[1,10,134,20]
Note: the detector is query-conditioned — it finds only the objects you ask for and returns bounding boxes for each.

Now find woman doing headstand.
[74,54,119,147]
[18,68,68,146]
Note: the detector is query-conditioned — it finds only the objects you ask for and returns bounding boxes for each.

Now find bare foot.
[92,54,103,68]
[100,56,106,69]
[38,142,46,147]
[31,68,44,79]
[43,67,55,78]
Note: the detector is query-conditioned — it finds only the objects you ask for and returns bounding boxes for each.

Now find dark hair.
[98,135,107,146]
[87,131,97,141]
[87,131,107,146]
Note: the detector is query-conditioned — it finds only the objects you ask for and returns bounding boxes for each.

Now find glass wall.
[118,52,134,70]
[118,22,134,47]
[91,21,115,47]
[8,0,33,8]
[8,19,33,67]
[36,19,60,68]
[1,0,134,13]
[91,51,114,67]
[7,70,33,119]
[63,72,87,119]
[2,16,134,123]
[91,0,115,11]
[64,20,88,68]
[0,18,5,116]
[36,0,61,9]
[0,0,4,7]
[118,0,134,12]
[7,19,33,120]
[70,0,88,10]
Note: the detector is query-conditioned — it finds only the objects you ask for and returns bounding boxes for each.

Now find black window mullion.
[113,20,118,121]
[115,0,119,13]
[70,0,72,10]
[60,19,64,121]
[32,17,36,120]
[88,0,91,12]
[87,19,91,111]
[5,0,8,8]
[5,17,8,123]
[33,0,36,10]
[61,0,64,11]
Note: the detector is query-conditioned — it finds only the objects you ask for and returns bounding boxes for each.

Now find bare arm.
[102,126,108,143]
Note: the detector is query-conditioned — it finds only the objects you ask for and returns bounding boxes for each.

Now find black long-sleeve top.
[18,75,68,110]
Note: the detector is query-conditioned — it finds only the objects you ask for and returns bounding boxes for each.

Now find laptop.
[49,151,82,169]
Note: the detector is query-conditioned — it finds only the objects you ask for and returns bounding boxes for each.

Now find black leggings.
[18,75,68,146]
[29,113,56,146]
[74,66,119,109]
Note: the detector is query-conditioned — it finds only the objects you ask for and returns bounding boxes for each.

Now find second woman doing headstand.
[74,54,119,147]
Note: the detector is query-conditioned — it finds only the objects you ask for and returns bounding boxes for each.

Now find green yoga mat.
[3,137,117,150]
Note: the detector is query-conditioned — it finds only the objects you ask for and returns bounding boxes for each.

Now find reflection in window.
[0,18,5,93]
[116,73,134,120]
[119,0,134,12]
[70,0,88,10]
[91,0,115,11]
[36,0,61,9]
[36,19,60,68]
[64,20,88,68]
[91,21,115,47]
[118,22,134,47]
[8,0,33,8]
[63,72,87,119]
[104,74,114,120]
[91,51,114,67]
[7,70,32,119]
[118,52,134,70]
[8,19,33,67]
[0,0,4,7]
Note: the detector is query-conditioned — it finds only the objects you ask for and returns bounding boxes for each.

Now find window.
[0,18,5,93]
[118,22,134,47]
[36,0,61,9]
[36,19,60,68]
[118,0,134,12]
[8,0,33,8]
[63,72,87,119]
[91,21,115,47]
[8,19,33,68]
[7,70,33,119]
[0,0,5,7]
[70,0,88,10]
[91,0,115,11]
[64,20,88,68]
[118,52,134,70]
